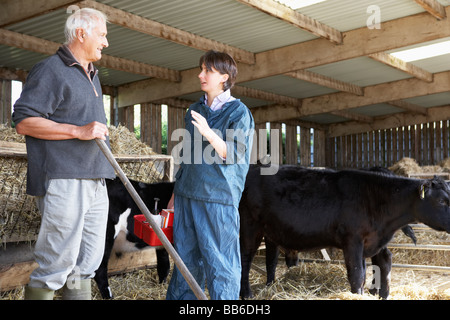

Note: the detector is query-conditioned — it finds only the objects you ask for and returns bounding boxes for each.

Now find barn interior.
[0,0,449,299]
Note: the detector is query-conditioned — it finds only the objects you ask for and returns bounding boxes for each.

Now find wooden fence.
[327,120,450,169]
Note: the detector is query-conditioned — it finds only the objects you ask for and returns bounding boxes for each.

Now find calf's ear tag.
[420,185,425,199]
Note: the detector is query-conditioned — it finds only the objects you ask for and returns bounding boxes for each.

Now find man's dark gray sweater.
[12,46,115,196]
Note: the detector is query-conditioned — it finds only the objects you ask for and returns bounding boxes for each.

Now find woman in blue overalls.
[166,51,254,300]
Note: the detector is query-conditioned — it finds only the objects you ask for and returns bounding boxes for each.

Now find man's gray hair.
[64,8,108,44]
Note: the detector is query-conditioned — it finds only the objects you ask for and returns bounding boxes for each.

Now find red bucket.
[142,225,173,246]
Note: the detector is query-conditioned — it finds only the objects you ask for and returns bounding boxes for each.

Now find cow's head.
[417,176,450,233]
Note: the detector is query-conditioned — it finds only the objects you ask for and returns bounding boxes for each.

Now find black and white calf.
[94,178,174,299]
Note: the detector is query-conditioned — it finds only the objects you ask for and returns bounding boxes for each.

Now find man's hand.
[76,121,109,140]
[16,117,108,141]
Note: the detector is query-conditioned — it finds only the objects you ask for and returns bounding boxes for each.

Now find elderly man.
[12,8,115,300]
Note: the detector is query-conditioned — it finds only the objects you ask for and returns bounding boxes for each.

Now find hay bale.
[439,158,450,172]
[389,157,422,177]
[0,124,25,143]
[0,125,49,242]
[108,124,156,156]
[421,165,443,173]
[108,125,167,183]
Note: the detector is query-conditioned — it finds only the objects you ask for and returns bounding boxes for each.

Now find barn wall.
[327,120,450,169]
[251,122,327,167]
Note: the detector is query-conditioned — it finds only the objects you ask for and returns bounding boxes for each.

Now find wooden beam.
[0,246,159,291]
[100,54,180,82]
[328,104,450,137]
[283,119,328,131]
[387,100,428,115]
[0,28,180,82]
[0,260,38,291]
[251,106,374,125]
[251,103,303,124]
[118,7,450,106]
[232,86,302,106]
[368,52,433,82]
[0,28,59,55]
[300,71,449,116]
[235,0,342,44]
[77,0,255,65]
[286,69,364,96]
[414,0,446,20]
[0,0,77,27]
[152,98,193,109]
[156,86,303,109]
[330,110,373,123]
[249,70,450,123]
[0,67,28,82]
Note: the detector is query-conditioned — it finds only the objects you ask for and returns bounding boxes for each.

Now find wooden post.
[0,79,12,125]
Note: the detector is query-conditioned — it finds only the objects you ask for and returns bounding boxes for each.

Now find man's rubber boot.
[24,286,54,300]
[62,279,92,300]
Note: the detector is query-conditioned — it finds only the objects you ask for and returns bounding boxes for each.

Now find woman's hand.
[191,110,227,159]
[191,110,213,140]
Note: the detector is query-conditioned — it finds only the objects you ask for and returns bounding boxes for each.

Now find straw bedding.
[2,253,448,300]
[3,220,447,300]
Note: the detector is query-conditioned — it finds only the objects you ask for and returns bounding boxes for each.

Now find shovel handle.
[95,139,207,300]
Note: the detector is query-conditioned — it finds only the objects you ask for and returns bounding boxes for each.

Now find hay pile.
[109,124,167,183]
[389,157,450,177]
[109,124,156,156]
[0,125,37,243]
[0,124,25,143]
[0,123,157,155]
[389,157,422,176]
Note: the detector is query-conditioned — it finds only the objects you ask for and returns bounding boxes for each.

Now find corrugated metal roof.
[299,0,425,31]
[0,45,47,71]
[240,75,337,100]
[405,92,450,107]
[5,8,67,43]
[103,24,203,70]
[100,0,317,52]
[308,57,413,87]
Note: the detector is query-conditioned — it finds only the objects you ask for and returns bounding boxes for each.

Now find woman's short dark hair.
[199,50,238,91]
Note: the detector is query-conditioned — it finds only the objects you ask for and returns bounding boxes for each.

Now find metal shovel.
[96,139,207,300]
